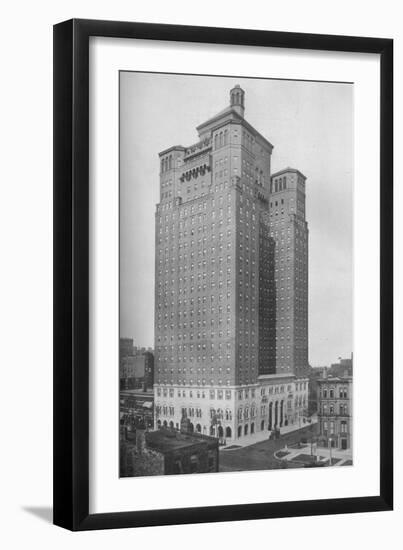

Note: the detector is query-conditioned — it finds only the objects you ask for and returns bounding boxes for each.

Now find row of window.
[320,404,349,415]
[157,342,232,353]
[156,379,232,387]
[156,330,232,343]
[157,387,233,400]
[161,155,173,173]
[270,176,287,193]
[214,129,229,149]
[321,420,348,434]
[321,387,349,399]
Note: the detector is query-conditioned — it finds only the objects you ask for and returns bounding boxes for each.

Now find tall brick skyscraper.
[154,86,309,442]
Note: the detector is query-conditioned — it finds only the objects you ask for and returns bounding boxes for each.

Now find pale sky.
[120,72,353,367]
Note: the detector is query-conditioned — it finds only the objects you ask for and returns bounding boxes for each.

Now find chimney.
[180,410,191,434]
[322,367,328,379]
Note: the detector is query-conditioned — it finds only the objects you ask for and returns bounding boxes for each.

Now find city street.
[219,425,317,472]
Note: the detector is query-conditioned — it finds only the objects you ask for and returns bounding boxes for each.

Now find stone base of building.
[154,373,309,443]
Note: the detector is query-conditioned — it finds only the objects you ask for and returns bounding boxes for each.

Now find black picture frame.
[53,18,393,531]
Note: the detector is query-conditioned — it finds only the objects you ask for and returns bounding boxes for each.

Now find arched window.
[283,177,287,190]
[244,424,249,436]
[214,135,218,149]
[275,180,278,192]
[220,132,223,147]
[225,426,232,438]
[161,159,164,172]
[261,420,265,431]
[169,155,172,170]
[237,426,242,438]
[224,129,228,145]
[196,423,202,433]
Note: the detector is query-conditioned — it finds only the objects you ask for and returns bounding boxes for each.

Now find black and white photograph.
[119,72,354,477]
[0,0,396,543]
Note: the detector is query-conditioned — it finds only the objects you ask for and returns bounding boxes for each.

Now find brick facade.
[155,86,309,442]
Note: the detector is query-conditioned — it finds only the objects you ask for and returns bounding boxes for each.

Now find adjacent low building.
[120,415,219,477]
[330,354,353,378]
[155,373,309,444]
[316,370,353,450]
[120,339,154,390]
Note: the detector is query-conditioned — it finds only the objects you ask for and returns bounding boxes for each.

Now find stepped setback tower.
[154,86,309,442]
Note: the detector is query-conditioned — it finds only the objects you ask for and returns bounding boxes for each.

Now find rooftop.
[145,429,216,454]
[120,389,154,396]
[271,167,307,180]
[317,375,353,383]
[258,373,297,381]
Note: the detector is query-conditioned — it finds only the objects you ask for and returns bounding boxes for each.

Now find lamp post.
[328,438,333,465]
[310,437,317,460]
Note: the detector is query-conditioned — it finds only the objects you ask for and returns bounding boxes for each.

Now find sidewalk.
[221,420,317,450]
[279,418,317,436]
[274,443,353,466]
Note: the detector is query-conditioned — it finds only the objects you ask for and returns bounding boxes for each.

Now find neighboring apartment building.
[330,354,353,378]
[154,86,309,442]
[317,370,353,450]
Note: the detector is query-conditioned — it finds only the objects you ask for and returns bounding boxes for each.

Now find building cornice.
[196,108,274,152]
[158,145,186,157]
[271,167,307,180]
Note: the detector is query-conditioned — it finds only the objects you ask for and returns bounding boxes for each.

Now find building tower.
[154,87,309,442]
[268,168,309,378]
[230,84,245,117]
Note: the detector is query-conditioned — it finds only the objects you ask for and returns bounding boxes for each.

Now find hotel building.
[154,86,309,442]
